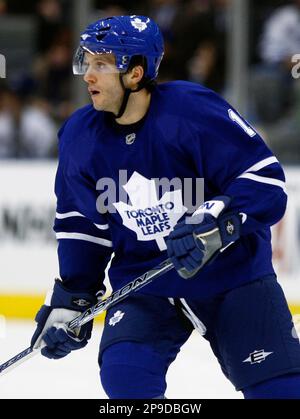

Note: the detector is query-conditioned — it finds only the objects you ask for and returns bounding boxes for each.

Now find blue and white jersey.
[54,81,287,299]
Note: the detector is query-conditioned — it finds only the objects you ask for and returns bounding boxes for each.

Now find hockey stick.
[0,258,173,377]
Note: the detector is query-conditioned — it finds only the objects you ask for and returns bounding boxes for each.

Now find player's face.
[83,53,124,113]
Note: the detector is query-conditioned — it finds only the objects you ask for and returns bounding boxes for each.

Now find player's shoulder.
[69,103,97,122]
[155,81,227,119]
[57,104,105,160]
[157,80,208,94]
[58,104,101,140]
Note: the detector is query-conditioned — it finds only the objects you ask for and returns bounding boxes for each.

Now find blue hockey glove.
[31,279,101,359]
[166,196,241,279]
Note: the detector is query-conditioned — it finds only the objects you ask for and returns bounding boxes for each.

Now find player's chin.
[92,98,114,113]
[91,98,105,111]
[92,103,103,111]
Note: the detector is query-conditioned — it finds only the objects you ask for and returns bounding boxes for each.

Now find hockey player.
[31,16,300,399]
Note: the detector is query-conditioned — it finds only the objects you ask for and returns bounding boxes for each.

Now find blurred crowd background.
[0,0,299,162]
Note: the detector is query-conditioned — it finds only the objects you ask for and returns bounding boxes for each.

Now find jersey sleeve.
[192,90,287,234]
[53,117,113,293]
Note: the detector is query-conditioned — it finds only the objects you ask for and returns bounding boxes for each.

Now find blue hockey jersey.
[53,81,287,300]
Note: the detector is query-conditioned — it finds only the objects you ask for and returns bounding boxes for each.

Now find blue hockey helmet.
[73,15,164,81]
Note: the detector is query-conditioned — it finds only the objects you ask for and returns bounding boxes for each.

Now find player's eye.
[95,62,107,71]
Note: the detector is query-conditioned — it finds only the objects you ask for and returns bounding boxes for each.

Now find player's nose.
[83,67,97,84]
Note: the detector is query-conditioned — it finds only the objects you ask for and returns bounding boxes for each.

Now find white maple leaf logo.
[109,310,125,326]
[113,172,187,250]
[131,17,149,32]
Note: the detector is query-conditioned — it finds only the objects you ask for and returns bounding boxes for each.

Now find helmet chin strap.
[113,73,145,119]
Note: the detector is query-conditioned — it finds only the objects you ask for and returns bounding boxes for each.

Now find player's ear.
[126,65,144,89]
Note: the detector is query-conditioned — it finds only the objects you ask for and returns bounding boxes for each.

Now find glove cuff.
[217,212,241,247]
[46,280,98,312]
[193,196,232,219]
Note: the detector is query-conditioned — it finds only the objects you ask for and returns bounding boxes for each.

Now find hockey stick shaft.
[0,258,173,376]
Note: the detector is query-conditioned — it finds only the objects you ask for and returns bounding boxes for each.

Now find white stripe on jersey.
[56,211,109,230]
[236,157,286,192]
[56,211,85,219]
[237,172,287,193]
[94,223,110,230]
[56,232,113,247]
[242,156,279,173]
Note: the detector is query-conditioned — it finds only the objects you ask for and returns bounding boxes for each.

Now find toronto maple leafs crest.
[113,171,187,250]
[130,17,149,32]
[109,310,125,326]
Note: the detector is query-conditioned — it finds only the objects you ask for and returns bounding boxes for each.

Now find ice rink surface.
[0,321,242,399]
